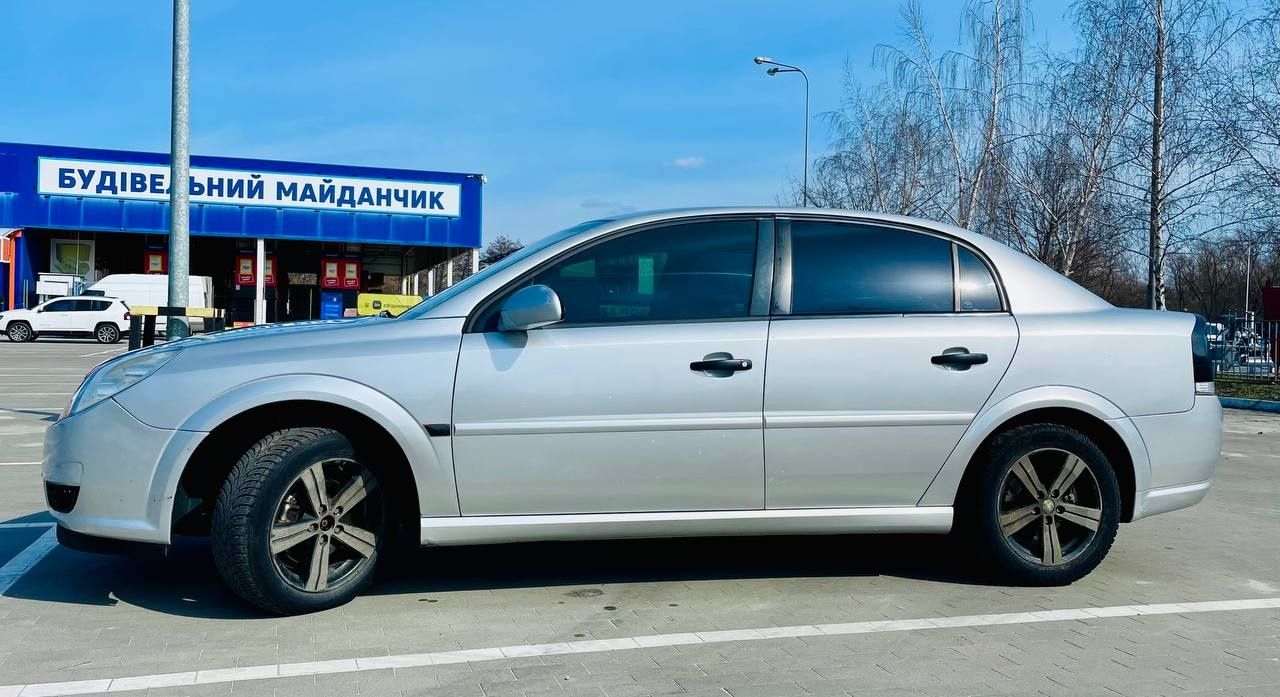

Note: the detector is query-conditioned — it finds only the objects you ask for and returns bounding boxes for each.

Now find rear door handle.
[931,348,988,370]
[690,357,753,372]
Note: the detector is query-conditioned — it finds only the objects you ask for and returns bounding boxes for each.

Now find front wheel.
[212,427,388,614]
[6,322,34,342]
[968,423,1120,585]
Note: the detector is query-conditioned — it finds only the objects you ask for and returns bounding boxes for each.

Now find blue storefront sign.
[0,142,483,309]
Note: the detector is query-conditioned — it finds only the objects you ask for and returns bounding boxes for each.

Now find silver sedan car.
[44,209,1222,614]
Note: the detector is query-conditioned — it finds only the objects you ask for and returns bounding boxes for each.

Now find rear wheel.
[6,322,33,342]
[212,427,388,614]
[968,423,1120,585]
[94,323,121,344]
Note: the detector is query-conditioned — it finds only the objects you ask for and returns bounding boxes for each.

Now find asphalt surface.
[0,340,1278,697]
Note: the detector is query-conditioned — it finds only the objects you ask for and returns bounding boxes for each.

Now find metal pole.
[1244,243,1251,319]
[254,238,266,324]
[165,0,191,339]
[800,69,809,206]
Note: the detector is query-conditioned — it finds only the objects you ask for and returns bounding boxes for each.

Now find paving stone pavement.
[0,342,1277,696]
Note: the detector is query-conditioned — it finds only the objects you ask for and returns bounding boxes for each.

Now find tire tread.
[211,427,339,615]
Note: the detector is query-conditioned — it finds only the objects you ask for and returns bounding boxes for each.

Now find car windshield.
[397,219,612,319]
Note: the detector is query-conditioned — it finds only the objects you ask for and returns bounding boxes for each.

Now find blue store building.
[0,142,483,321]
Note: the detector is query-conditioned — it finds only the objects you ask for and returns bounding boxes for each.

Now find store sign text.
[37,157,461,217]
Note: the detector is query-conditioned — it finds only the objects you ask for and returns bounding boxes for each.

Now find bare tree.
[481,235,525,266]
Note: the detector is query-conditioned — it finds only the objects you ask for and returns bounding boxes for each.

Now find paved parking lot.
[0,341,1278,697]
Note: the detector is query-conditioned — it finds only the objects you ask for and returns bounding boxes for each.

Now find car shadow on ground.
[3,521,1003,620]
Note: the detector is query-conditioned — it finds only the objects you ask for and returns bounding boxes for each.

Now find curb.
[1219,397,1280,413]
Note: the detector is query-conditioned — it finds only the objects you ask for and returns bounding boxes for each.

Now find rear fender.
[918,386,1150,507]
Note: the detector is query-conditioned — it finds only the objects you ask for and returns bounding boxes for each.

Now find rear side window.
[956,247,1002,311]
[789,222,954,314]
[71,299,112,311]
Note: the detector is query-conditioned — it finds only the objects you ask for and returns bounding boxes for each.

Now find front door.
[764,219,1017,508]
[452,218,770,515]
[34,298,75,332]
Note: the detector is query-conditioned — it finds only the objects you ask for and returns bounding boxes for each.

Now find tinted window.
[790,222,954,314]
[957,247,1002,311]
[43,299,74,312]
[484,220,758,329]
[70,300,110,311]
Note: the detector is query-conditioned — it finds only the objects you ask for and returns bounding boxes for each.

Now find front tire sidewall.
[7,323,32,342]
[213,429,387,614]
[973,425,1121,585]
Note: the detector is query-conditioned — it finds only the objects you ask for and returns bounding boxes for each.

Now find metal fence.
[1209,315,1279,381]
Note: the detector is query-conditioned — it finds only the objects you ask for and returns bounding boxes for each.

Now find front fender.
[917,385,1150,507]
[152,373,458,527]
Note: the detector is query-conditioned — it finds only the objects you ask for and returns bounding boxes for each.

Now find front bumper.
[1130,395,1223,521]
[42,397,205,544]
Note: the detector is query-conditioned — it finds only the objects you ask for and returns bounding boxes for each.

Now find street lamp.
[754,56,810,206]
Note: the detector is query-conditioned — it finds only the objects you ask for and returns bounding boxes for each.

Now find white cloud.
[672,156,706,169]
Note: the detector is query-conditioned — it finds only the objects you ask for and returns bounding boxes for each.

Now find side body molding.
[159,373,458,522]
[917,386,1152,508]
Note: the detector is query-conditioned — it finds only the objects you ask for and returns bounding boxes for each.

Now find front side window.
[789,222,954,314]
[480,220,758,330]
[43,299,74,312]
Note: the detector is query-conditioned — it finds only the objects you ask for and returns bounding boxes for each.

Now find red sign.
[143,250,168,274]
[263,256,277,287]
[342,259,361,290]
[321,259,341,288]
[236,255,255,285]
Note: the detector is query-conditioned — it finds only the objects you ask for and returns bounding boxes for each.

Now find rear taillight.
[1192,314,1215,395]
[124,311,131,320]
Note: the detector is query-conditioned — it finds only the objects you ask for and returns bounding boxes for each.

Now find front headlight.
[64,345,183,418]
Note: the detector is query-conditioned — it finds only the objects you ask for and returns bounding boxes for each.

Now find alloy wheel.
[269,458,381,592]
[96,325,118,343]
[997,447,1103,566]
[9,324,30,342]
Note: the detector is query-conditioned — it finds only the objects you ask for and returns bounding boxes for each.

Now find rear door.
[764,219,1017,508]
[452,217,773,515]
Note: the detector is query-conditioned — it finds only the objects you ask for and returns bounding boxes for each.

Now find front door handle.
[931,348,988,370]
[690,357,753,372]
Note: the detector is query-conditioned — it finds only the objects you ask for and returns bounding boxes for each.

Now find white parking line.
[0,462,41,467]
[79,348,125,358]
[0,523,55,529]
[0,595,1277,696]
[0,526,57,596]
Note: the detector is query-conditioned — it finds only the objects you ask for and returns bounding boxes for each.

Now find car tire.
[6,322,34,343]
[212,427,389,615]
[966,423,1120,586]
[94,323,121,344]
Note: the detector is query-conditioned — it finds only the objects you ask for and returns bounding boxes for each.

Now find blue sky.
[2,1,1073,242]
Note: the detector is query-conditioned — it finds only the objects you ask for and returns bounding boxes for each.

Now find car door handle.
[690,357,753,372]
[931,349,988,369]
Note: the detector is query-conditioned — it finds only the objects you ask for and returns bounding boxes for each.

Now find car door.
[764,219,1018,508]
[34,299,75,332]
[452,217,772,515]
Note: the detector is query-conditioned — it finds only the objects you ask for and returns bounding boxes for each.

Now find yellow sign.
[355,293,422,317]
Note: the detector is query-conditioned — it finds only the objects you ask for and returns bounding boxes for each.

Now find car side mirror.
[498,284,564,332]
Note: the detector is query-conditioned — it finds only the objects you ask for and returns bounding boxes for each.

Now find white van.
[86,274,214,329]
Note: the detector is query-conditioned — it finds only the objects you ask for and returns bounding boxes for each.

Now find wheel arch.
[919,387,1150,522]
[158,375,458,540]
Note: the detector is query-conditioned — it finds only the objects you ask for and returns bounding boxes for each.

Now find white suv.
[2,296,130,343]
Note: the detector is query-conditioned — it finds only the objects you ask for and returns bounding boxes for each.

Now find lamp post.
[754,56,810,206]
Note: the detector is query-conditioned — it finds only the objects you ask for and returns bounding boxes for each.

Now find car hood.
[174,316,382,348]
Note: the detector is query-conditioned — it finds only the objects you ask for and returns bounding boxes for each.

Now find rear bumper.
[1129,395,1222,521]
